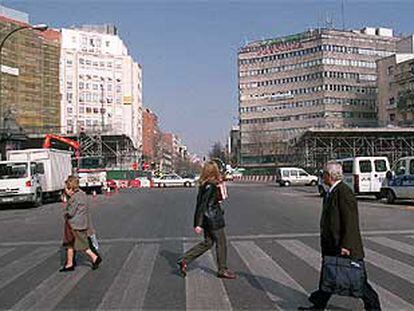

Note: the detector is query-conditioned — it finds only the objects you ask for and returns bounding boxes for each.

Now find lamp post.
[0,23,48,136]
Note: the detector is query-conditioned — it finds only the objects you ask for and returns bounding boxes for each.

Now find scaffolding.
[24,131,138,169]
[294,128,414,170]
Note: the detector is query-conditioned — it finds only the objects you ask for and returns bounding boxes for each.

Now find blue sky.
[2,0,414,155]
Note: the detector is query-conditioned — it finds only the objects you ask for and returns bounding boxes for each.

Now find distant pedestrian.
[177,161,236,279]
[300,161,380,310]
[60,176,102,272]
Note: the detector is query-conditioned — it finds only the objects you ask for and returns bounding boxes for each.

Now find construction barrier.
[232,175,276,183]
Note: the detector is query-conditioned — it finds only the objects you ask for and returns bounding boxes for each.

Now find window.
[79,82,84,89]
[67,107,73,114]
[86,107,92,113]
[299,170,308,177]
[409,160,414,175]
[66,93,73,103]
[342,161,353,174]
[395,160,406,176]
[359,160,372,173]
[106,41,110,47]
[79,107,85,113]
[93,108,99,114]
[387,66,394,76]
[374,160,387,172]
[289,170,298,177]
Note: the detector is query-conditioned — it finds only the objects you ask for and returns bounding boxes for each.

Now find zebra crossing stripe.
[0,247,13,259]
[365,248,414,285]
[12,247,111,311]
[368,236,414,256]
[277,239,414,310]
[98,244,159,310]
[232,240,308,310]
[184,243,232,311]
[0,246,56,291]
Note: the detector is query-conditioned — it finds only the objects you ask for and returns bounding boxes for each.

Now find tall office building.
[238,27,398,166]
[60,25,143,149]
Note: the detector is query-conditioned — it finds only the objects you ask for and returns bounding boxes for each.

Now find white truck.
[0,149,72,206]
[77,157,107,194]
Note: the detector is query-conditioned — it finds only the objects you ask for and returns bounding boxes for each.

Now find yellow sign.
[123,96,132,105]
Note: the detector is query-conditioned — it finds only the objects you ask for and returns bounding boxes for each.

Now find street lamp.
[0,23,48,133]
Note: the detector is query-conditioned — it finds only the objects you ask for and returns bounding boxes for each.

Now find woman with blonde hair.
[177,161,236,279]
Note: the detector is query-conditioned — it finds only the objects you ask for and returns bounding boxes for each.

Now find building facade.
[238,27,398,166]
[142,108,160,163]
[60,25,143,149]
[0,6,61,134]
[228,125,241,165]
[377,53,414,126]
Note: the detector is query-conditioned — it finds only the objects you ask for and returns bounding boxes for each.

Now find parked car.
[153,174,196,187]
[381,156,414,204]
[336,156,389,199]
[276,167,318,187]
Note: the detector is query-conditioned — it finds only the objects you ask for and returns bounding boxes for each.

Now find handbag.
[217,182,228,202]
[63,219,75,246]
[320,255,366,298]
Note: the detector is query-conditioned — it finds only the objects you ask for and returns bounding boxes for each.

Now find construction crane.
[42,134,81,159]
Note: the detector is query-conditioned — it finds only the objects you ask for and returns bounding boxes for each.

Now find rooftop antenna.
[341,0,346,30]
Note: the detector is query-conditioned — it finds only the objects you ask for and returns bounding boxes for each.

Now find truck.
[77,157,107,194]
[0,149,72,206]
[43,134,107,194]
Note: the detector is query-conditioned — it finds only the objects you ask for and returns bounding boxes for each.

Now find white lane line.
[232,240,308,310]
[184,242,232,311]
[98,244,159,310]
[365,248,414,285]
[12,247,110,311]
[0,246,56,291]
[368,236,414,256]
[2,229,414,246]
[278,239,414,311]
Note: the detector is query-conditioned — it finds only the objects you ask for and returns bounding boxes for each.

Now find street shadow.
[237,271,350,310]
[160,249,184,277]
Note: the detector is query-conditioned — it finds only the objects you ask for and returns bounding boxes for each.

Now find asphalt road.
[0,183,414,310]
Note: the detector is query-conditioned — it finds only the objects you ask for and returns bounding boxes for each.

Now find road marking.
[98,244,159,310]
[2,230,414,247]
[184,242,232,311]
[232,240,308,310]
[0,246,56,291]
[365,248,414,285]
[368,236,414,256]
[12,247,110,311]
[277,239,414,310]
[0,247,13,259]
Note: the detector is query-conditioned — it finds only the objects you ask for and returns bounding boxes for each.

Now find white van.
[276,167,318,187]
[381,156,414,204]
[336,157,390,198]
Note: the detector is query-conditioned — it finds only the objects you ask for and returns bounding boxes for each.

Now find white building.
[60,25,143,149]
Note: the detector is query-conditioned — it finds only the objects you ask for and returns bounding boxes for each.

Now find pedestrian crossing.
[0,234,414,310]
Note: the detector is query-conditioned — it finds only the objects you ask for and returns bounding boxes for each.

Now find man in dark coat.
[301,161,381,310]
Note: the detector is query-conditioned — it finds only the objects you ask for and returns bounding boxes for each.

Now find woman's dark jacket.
[320,181,364,260]
[193,182,225,231]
